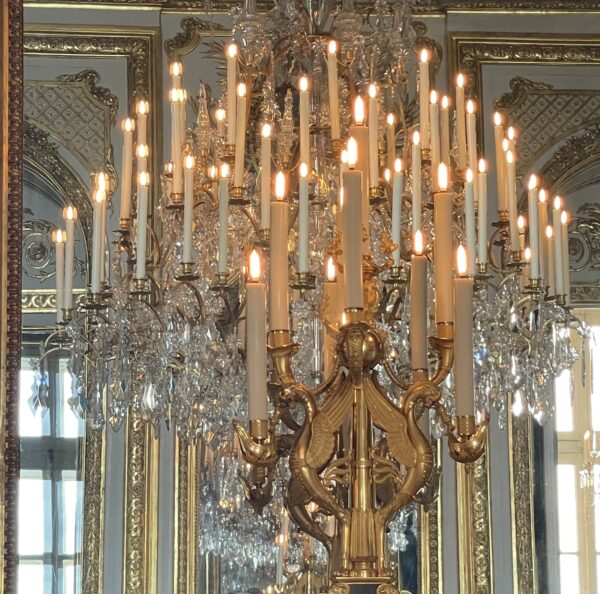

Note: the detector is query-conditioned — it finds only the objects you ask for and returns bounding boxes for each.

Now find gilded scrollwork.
[164,16,227,61]
[472,451,493,594]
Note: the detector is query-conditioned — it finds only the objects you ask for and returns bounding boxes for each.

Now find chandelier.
[32,0,584,591]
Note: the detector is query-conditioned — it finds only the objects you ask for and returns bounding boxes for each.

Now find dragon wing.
[306,379,353,469]
[364,379,417,468]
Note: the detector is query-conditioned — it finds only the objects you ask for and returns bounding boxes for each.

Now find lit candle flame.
[261,122,272,138]
[539,189,547,203]
[420,48,429,63]
[506,150,514,165]
[353,96,365,125]
[546,225,553,239]
[457,73,465,88]
[494,112,503,126]
[208,165,218,179]
[441,95,449,109]
[466,168,474,183]
[554,196,562,210]
[328,39,337,54]
[275,171,286,200]
[347,137,358,167]
[237,83,247,97]
[507,126,517,141]
[414,230,424,255]
[136,100,149,115]
[299,162,309,178]
[341,311,347,326]
[136,144,149,158]
[249,249,261,281]
[394,158,403,173]
[467,99,475,114]
[340,149,348,165]
[53,229,65,243]
[478,159,487,173]
[184,155,195,170]
[456,244,468,276]
[220,163,230,178]
[386,113,395,126]
[122,118,135,133]
[502,138,509,152]
[326,256,336,282]
[216,108,226,122]
[561,210,568,225]
[226,43,237,58]
[528,174,538,190]
[170,62,183,77]
[517,215,526,231]
[368,83,377,98]
[412,130,420,146]
[438,162,449,191]
[138,171,150,186]
[384,168,391,183]
[64,206,77,221]
[524,247,531,262]
[299,76,309,92]
[430,90,438,104]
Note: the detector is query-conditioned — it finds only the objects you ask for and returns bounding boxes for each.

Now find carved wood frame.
[1,0,22,591]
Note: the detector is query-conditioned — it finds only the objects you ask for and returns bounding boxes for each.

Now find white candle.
[429,91,440,191]
[95,173,108,287]
[433,163,454,324]
[349,97,370,248]
[91,190,105,294]
[63,206,77,310]
[327,40,340,142]
[368,83,379,190]
[218,163,230,275]
[527,175,540,280]
[135,172,149,280]
[465,169,476,275]
[298,162,310,273]
[506,151,520,253]
[553,197,565,296]
[233,83,248,188]
[538,189,549,284]
[299,75,310,172]
[386,113,396,170]
[119,118,135,221]
[546,226,556,296]
[170,61,183,90]
[456,74,467,171]
[507,126,517,153]
[226,43,238,145]
[493,112,507,213]
[561,210,570,304]
[136,143,149,180]
[419,50,430,150]
[440,96,451,166]
[411,230,428,370]
[342,139,364,310]
[411,130,422,235]
[215,107,226,139]
[246,249,268,421]
[454,245,474,416]
[179,89,187,142]
[183,154,195,263]
[53,230,65,323]
[136,99,149,147]
[260,123,272,230]
[391,158,404,267]
[170,89,183,195]
[270,172,290,330]
[477,159,488,266]
[466,100,478,195]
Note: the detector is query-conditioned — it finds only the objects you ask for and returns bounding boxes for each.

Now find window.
[556,310,600,594]
[19,340,84,594]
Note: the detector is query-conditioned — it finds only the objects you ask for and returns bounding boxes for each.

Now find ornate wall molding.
[472,451,494,594]
[23,121,92,245]
[21,289,86,314]
[164,16,227,61]
[2,0,23,590]
[24,69,118,189]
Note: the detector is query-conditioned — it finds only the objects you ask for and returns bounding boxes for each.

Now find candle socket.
[476,262,489,277]
[342,307,364,325]
[456,415,476,439]
[230,186,249,205]
[497,209,509,222]
[249,419,269,441]
[421,148,431,164]
[258,228,270,248]
[556,294,567,307]
[524,277,543,295]
[168,192,184,209]
[84,293,108,310]
[210,272,232,290]
[224,144,236,163]
[119,217,131,232]
[385,265,406,286]
[412,368,428,382]
[291,272,316,290]
[176,261,199,281]
[268,330,297,386]
[330,138,342,155]
[131,277,150,296]
[428,322,454,386]
[62,308,74,323]
[369,185,385,204]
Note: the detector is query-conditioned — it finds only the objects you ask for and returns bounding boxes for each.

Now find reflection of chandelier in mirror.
[31,0,587,591]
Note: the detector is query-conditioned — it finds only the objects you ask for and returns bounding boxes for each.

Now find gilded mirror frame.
[1,0,22,591]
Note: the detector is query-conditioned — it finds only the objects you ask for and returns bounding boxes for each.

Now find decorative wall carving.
[472,451,493,594]
[24,69,118,186]
[23,121,92,244]
[164,16,227,60]
[494,77,600,177]
[21,289,85,313]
